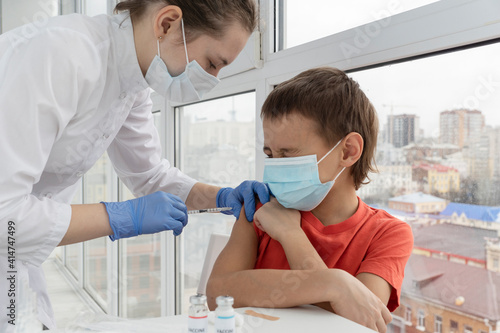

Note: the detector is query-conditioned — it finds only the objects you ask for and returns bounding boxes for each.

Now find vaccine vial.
[215,295,235,333]
[188,294,208,333]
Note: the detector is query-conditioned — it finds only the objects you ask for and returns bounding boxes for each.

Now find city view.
[356,107,500,333]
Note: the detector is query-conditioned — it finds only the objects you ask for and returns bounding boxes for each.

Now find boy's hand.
[328,270,392,333]
[253,197,301,242]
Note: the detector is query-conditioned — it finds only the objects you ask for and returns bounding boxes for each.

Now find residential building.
[391,255,499,333]
[412,163,460,194]
[439,109,484,148]
[486,239,500,272]
[387,114,420,148]
[412,223,496,268]
[403,142,461,165]
[492,127,500,180]
[440,202,500,230]
[388,192,447,214]
[358,164,417,201]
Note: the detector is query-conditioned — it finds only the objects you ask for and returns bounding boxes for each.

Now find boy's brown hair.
[261,67,378,190]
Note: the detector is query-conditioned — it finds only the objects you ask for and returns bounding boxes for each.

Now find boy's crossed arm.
[206,204,392,333]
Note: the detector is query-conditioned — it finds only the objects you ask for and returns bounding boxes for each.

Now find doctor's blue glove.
[102,191,188,241]
[216,180,270,222]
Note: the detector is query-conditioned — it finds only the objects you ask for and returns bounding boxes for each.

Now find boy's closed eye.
[263,146,301,158]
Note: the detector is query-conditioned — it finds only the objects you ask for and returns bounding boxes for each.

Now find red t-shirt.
[252,198,413,312]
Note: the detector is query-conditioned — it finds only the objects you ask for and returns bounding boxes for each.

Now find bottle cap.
[216,295,234,306]
[190,294,207,305]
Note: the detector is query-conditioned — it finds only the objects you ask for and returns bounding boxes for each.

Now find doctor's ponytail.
[114,0,257,37]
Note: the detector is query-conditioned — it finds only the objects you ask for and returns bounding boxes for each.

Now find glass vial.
[188,294,208,333]
[215,295,235,333]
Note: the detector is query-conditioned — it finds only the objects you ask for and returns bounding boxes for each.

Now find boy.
[206,67,413,333]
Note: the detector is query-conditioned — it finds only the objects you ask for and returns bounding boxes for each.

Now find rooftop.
[413,163,459,173]
[413,223,497,261]
[441,202,500,223]
[403,255,500,320]
[389,192,446,204]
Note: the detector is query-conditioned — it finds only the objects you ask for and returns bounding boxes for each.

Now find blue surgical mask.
[263,139,346,211]
[145,19,220,103]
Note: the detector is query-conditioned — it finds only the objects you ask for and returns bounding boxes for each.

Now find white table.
[49,305,375,332]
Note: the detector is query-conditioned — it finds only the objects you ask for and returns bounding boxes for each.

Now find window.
[405,305,412,324]
[435,315,442,333]
[417,310,426,330]
[176,92,256,313]
[451,320,459,332]
[464,325,473,333]
[139,276,150,289]
[83,0,110,16]
[60,0,76,15]
[276,0,439,50]
[353,43,500,205]
[83,152,115,310]
[65,181,83,279]
[120,111,164,318]
[0,0,58,33]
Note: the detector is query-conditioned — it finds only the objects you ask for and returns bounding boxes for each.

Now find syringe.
[187,207,232,215]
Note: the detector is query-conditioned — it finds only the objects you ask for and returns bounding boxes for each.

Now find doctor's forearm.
[185,182,220,210]
[58,204,113,246]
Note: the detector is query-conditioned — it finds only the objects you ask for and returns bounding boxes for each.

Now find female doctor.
[0,0,268,330]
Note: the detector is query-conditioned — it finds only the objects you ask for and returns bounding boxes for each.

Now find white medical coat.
[0,12,197,330]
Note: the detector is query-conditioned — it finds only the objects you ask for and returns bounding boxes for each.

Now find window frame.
[434,315,443,333]
[417,309,426,331]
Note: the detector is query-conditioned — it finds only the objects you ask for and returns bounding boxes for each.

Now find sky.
[284,0,500,137]
[351,43,500,137]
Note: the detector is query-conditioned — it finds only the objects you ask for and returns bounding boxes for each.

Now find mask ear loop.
[181,19,189,64]
[317,138,344,165]
[332,166,346,182]
[157,37,162,57]
[317,138,346,183]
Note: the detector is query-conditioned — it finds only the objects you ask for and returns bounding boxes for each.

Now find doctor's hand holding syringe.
[59,181,270,245]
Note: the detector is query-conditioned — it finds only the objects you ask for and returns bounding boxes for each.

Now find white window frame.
[417,309,426,331]
[434,315,442,333]
[405,305,412,325]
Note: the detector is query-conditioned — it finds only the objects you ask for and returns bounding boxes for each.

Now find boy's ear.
[340,132,363,167]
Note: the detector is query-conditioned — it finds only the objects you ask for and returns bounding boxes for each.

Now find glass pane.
[121,112,162,318]
[60,0,76,15]
[84,152,114,309]
[177,92,256,313]
[1,0,58,32]
[66,180,83,278]
[351,42,500,331]
[122,234,162,318]
[279,0,439,50]
[65,243,80,278]
[83,0,109,16]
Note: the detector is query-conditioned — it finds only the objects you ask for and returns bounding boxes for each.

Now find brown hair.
[114,0,257,39]
[261,67,378,190]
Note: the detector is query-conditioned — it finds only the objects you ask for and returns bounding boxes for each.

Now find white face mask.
[145,19,220,103]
